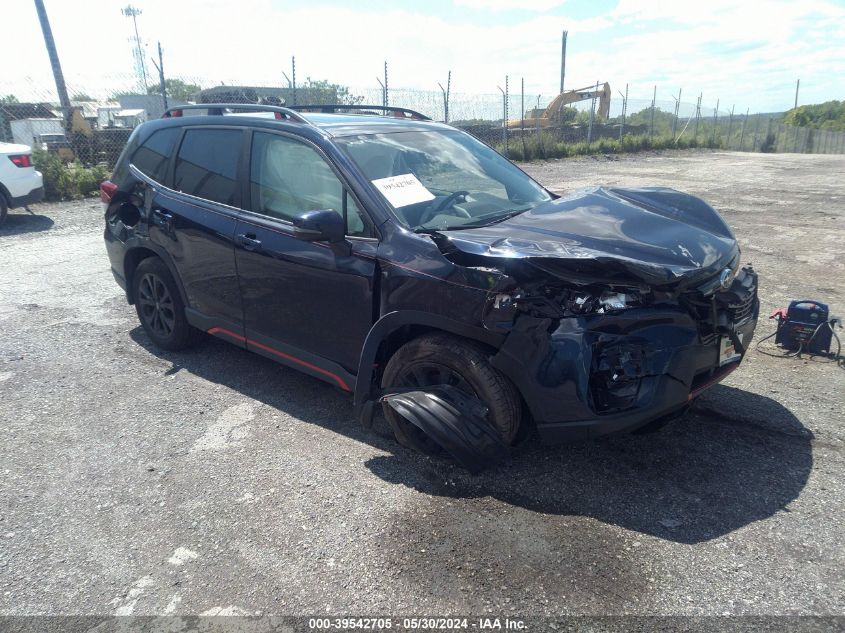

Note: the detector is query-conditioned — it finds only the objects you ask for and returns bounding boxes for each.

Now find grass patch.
[498,133,722,161]
[32,149,110,202]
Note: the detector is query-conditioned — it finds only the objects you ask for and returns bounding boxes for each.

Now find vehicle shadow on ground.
[131,327,813,545]
[0,211,54,236]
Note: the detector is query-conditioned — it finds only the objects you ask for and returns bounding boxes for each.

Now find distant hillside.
[782,100,845,131]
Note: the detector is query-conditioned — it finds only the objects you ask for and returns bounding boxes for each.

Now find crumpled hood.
[436,187,739,287]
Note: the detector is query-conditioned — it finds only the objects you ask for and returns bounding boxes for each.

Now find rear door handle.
[236,233,262,251]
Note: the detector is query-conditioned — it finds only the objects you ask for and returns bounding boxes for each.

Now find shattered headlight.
[566,289,645,314]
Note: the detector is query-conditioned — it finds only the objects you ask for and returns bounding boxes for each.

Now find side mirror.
[292,209,345,243]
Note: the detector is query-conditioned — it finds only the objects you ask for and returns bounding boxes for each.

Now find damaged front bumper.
[489,273,760,443]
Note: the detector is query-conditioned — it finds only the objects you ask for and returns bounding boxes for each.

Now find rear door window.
[174,128,242,206]
[131,127,179,183]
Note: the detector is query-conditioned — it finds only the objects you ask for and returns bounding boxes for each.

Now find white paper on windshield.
[371,174,435,208]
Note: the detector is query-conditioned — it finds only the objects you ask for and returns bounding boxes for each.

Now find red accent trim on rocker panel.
[207,327,351,391]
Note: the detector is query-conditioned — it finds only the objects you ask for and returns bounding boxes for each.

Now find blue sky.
[3,0,844,115]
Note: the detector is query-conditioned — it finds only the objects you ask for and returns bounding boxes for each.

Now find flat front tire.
[381,333,522,454]
[132,257,199,351]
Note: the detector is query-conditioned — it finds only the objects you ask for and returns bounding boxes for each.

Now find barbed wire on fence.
[1,73,843,169]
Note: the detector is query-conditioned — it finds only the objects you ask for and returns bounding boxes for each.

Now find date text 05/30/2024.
[308,617,527,630]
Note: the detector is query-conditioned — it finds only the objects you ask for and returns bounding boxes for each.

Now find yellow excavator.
[507,82,611,128]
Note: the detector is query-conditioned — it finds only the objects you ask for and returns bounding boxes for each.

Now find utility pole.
[150,41,167,111]
[122,4,148,92]
[649,85,656,138]
[291,57,297,105]
[384,61,389,107]
[693,93,702,141]
[587,80,598,144]
[727,105,735,149]
[376,77,386,109]
[671,88,682,139]
[617,84,628,139]
[559,30,568,94]
[711,99,720,145]
[497,76,508,157]
[438,70,451,123]
[33,0,72,135]
[794,78,800,110]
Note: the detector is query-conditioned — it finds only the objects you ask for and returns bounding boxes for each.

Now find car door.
[233,130,378,378]
[148,126,246,333]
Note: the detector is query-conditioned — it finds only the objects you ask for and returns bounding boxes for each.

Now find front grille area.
[729,293,756,323]
[682,264,758,343]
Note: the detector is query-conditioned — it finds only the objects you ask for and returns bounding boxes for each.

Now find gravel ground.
[0,150,843,619]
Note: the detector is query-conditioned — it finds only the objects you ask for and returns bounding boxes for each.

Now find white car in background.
[0,142,44,226]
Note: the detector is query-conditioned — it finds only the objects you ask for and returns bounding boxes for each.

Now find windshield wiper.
[442,206,532,230]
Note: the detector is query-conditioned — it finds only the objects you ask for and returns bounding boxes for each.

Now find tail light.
[100,180,118,203]
[9,154,33,168]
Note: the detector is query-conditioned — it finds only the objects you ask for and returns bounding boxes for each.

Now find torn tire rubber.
[381,332,522,455]
[133,257,200,351]
[382,386,510,473]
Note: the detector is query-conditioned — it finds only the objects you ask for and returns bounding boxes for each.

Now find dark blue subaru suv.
[102,103,758,469]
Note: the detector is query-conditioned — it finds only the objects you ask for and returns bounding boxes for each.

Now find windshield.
[335,129,552,231]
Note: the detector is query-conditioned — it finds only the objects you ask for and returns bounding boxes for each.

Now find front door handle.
[237,233,262,251]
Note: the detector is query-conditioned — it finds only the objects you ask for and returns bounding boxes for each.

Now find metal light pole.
[122,5,148,92]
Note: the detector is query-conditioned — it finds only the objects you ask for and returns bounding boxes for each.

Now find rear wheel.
[381,333,522,454]
[132,257,199,351]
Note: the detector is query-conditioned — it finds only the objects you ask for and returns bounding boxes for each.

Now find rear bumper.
[491,298,759,444]
[9,186,44,208]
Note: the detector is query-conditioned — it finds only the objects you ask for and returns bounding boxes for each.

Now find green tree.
[147,79,201,102]
[298,78,363,105]
[0,94,19,104]
[782,100,845,131]
[71,92,94,101]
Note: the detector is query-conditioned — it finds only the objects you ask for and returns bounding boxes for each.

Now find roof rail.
[287,104,431,121]
[162,103,310,123]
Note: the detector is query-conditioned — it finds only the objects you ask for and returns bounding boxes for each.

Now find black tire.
[381,333,522,454]
[132,257,200,351]
[0,196,8,227]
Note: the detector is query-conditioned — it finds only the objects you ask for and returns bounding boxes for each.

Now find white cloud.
[454,0,566,11]
[1,0,843,114]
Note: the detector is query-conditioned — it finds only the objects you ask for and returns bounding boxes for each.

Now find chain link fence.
[2,73,843,174]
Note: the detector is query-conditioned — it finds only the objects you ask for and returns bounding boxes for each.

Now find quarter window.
[174,128,242,206]
[131,127,179,183]
[249,132,370,237]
